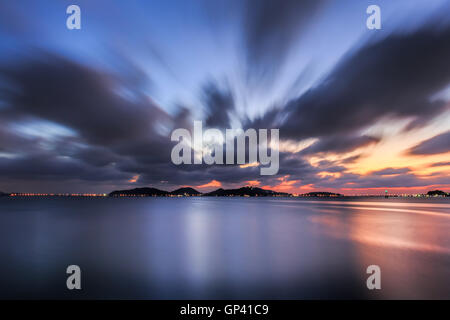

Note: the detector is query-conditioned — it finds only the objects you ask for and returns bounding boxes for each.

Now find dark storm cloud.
[261,152,321,186]
[68,146,123,168]
[0,51,191,188]
[300,135,380,155]
[248,26,450,142]
[242,0,328,86]
[0,50,197,158]
[202,80,234,129]
[0,154,127,182]
[0,51,272,190]
[0,52,169,146]
[407,131,450,155]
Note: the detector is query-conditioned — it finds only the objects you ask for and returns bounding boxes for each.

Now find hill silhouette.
[203,186,290,197]
[427,190,449,197]
[109,186,290,197]
[109,187,202,197]
[170,187,202,196]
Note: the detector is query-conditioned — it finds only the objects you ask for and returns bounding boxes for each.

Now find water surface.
[0,197,449,299]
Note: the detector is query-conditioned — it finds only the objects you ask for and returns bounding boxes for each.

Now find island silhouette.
[109,186,287,197]
[2,188,449,198]
[108,186,343,197]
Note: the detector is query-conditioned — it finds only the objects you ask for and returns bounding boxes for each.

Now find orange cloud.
[245,180,260,186]
[128,175,139,183]
[197,179,222,188]
[239,162,259,168]
[317,171,341,178]
[262,175,300,192]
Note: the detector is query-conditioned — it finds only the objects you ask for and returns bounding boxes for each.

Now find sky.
[0,0,449,195]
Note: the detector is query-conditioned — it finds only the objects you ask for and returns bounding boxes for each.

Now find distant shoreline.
[4,194,450,199]
[3,187,448,199]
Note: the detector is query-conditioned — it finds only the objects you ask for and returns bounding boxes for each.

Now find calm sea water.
[0,197,449,299]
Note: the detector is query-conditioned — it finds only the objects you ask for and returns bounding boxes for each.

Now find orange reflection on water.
[309,200,450,298]
[310,200,450,254]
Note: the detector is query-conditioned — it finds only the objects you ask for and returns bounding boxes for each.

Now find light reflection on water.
[0,197,449,299]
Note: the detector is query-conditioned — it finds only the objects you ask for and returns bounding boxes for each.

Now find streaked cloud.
[0,1,448,194]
